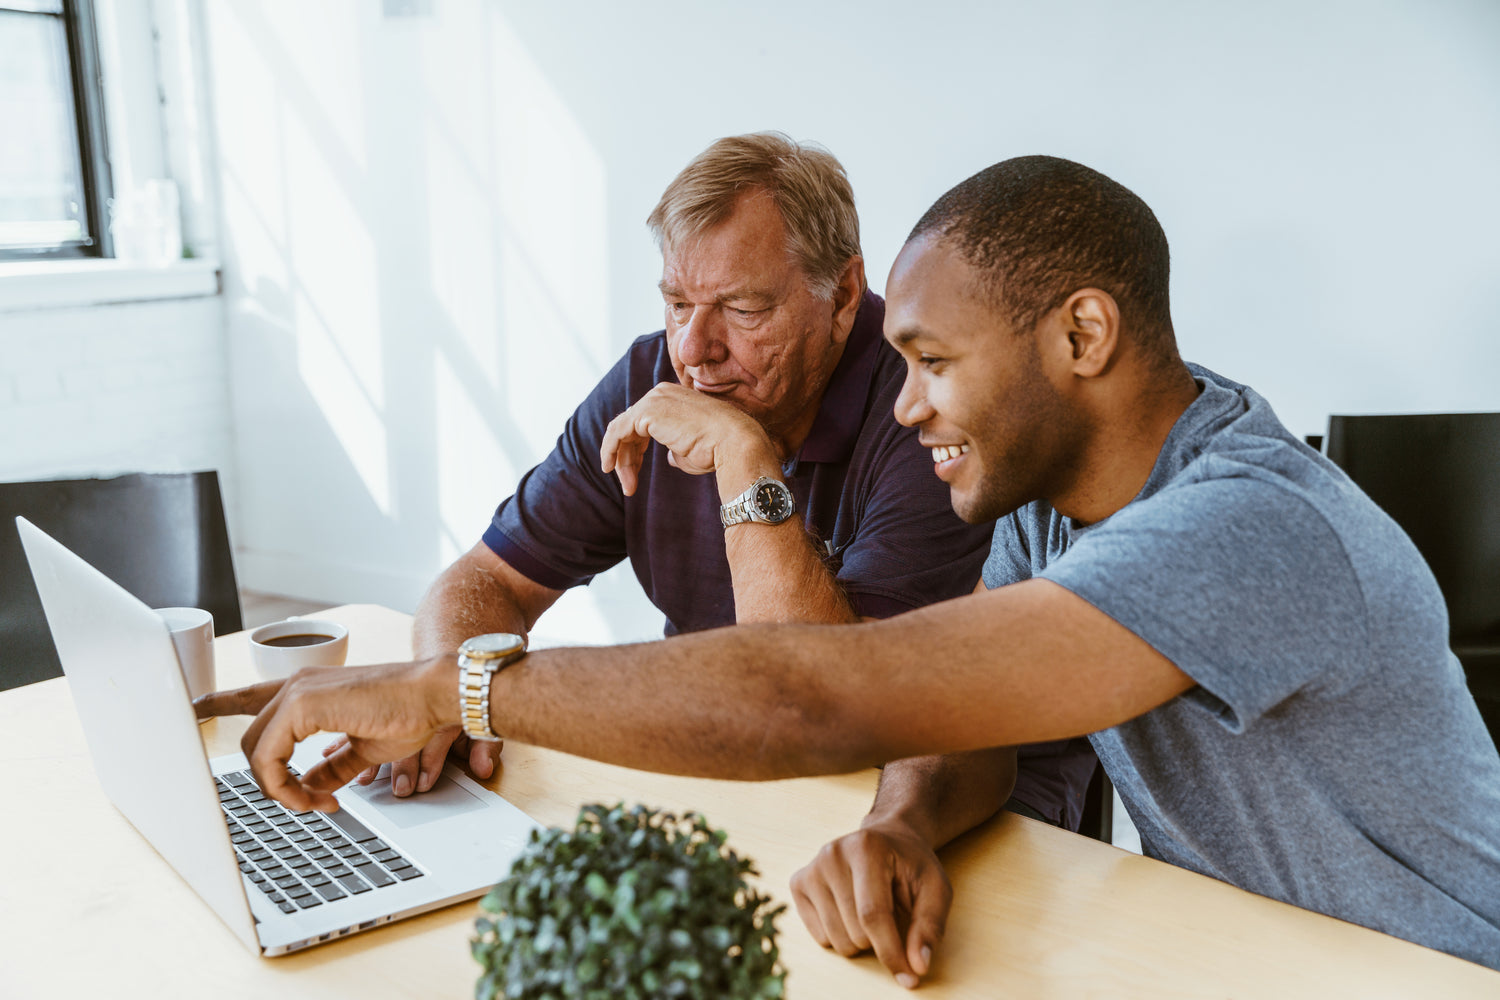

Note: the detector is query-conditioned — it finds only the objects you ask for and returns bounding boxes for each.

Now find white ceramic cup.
[157,607,216,701]
[248,618,349,680]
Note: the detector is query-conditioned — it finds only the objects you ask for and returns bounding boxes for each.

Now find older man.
[372,133,1095,832]
[207,153,1500,986]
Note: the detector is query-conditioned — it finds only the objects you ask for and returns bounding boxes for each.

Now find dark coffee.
[261,633,335,648]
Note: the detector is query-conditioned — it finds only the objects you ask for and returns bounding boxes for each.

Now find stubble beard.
[950,361,1076,525]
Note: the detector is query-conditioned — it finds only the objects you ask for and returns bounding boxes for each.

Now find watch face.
[461,633,525,658]
[752,481,794,522]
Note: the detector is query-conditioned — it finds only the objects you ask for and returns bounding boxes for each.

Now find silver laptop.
[17,516,540,956]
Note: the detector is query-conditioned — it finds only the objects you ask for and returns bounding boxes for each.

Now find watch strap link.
[720,496,754,526]
[459,653,502,742]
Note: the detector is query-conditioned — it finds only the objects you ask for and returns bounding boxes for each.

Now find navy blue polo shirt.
[484,291,989,631]
[483,291,1096,825]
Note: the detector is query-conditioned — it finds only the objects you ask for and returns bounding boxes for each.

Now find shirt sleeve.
[482,350,633,590]
[1040,478,1370,732]
[833,424,993,619]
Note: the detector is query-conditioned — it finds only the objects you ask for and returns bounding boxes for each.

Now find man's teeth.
[931,444,970,463]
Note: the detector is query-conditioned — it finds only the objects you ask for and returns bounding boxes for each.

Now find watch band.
[457,634,526,742]
[459,654,502,741]
[719,492,757,526]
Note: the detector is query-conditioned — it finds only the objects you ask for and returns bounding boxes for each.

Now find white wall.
[201,0,1500,637]
[0,295,232,483]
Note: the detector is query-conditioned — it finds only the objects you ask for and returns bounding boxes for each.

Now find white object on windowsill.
[111,179,184,267]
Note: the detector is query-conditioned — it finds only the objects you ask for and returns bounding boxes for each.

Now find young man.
[204,155,1500,984]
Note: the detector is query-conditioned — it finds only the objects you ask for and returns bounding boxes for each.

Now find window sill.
[0,258,221,314]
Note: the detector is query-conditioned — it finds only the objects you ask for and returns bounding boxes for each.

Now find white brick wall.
[0,296,238,499]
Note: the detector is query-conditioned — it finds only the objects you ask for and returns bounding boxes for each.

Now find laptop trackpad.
[343,764,486,828]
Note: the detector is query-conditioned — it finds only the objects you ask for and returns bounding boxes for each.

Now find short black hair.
[910,155,1175,354]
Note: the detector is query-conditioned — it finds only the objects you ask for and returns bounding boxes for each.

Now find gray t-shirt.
[983,364,1500,969]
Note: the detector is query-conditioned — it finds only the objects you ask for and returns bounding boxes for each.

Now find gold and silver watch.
[719,476,795,527]
[457,632,527,741]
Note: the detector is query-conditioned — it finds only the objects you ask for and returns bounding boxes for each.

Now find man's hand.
[789,817,952,990]
[323,725,503,795]
[600,382,776,496]
[193,657,454,813]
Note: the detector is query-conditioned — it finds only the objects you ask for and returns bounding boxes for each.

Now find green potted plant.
[473,803,786,1000]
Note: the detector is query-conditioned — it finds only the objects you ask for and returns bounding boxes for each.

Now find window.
[0,0,111,260]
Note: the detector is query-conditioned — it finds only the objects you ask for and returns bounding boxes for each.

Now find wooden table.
[2,604,1496,998]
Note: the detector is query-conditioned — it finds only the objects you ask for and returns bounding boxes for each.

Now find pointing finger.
[194,679,285,720]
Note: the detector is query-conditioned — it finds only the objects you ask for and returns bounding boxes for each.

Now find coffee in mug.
[261,633,337,648]
[249,618,349,680]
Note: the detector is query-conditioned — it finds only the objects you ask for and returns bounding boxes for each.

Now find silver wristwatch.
[457,633,527,742]
[719,476,795,527]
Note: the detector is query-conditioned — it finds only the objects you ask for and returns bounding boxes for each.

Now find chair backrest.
[1325,413,1500,643]
[0,472,242,691]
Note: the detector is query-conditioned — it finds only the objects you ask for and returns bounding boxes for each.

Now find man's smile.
[929,443,970,480]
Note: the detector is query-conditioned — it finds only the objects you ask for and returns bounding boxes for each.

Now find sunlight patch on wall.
[424,125,499,375]
[284,111,383,412]
[487,11,611,459]
[281,102,392,515]
[414,3,498,376]
[208,9,285,271]
[247,0,369,174]
[433,351,518,566]
[295,286,391,515]
[214,0,393,523]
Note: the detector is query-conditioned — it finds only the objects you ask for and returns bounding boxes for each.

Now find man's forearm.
[474,579,1191,782]
[411,559,533,659]
[716,452,859,625]
[865,750,1016,850]
[484,625,867,780]
[724,521,859,624]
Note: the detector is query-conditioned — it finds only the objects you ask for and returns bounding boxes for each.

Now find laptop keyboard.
[216,768,424,915]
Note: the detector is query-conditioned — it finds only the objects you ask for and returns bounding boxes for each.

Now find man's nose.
[892,369,931,428]
[676,307,726,368]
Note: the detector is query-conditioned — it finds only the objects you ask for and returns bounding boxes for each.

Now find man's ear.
[1060,288,1119,378]
[829,256,866,344]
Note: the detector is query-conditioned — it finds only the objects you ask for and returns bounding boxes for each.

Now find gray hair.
[647,132,862,299]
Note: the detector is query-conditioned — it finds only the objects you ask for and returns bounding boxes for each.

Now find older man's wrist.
[714,444,785,502]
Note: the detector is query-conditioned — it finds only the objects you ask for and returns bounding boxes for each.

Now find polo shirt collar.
[796,290,886,465]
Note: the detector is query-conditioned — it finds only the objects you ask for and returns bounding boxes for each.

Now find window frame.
[0,0,114,262]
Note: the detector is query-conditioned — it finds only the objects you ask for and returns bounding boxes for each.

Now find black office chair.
[1324,413,1500,742]
[0,471,242,691]
[1077,764,1114,843]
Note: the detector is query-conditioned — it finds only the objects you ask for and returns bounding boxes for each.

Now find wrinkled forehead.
[659,198,805,297]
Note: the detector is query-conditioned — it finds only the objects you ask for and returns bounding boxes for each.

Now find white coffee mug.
[249,618,349,680]
[157,607,216,701]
